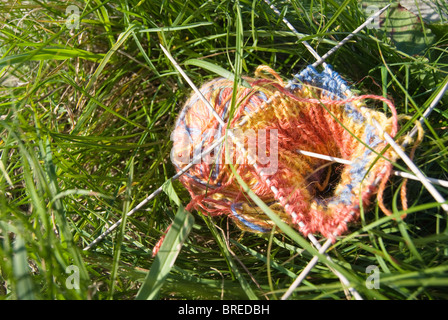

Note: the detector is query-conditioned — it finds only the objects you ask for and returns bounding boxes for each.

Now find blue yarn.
[289,64,350,96]
[329,123,383,206]
[231,203,271,233]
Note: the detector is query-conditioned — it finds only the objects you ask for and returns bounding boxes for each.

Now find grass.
[0,0,448,300]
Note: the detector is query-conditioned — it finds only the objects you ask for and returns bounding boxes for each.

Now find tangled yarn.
[170,64,400,241]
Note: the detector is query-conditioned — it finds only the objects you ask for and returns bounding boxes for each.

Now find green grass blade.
[230,239,297,279]
[84,23,139,93]
[109,159,134,299]
[92,0,115,47]
[161,179,182,207]
[184,59,251,88]
[139,21,214,32]
[135,206,194,300]
[0,47,104,68]
[201,215,260,300]
[12,235,36,300]
[321,0,353,34]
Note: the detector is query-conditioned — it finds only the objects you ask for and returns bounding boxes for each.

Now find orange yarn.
[170,64,402,241]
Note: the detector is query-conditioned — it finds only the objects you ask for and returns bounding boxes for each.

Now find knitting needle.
[263,0,324,65]
[281,238,333,299]
[86,7,446,301]
[83,41,328,252]
[404,77,448,146]
[264,0,391,69]
[295,149,448,188]
[361,108,448,212]
[310,4,390,69]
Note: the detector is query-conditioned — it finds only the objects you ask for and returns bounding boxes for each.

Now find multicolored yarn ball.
[170,64,400,241]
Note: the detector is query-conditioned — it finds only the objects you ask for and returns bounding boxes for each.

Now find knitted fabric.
[170,64,399,241]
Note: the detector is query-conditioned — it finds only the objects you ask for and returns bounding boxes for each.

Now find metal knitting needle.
[84,42,236,251]
[311,4,390,68]
[85,7,446,303]
[404,77,448,146]
[264,0,388,300]
[296,149,448,188]
[264,0,324,65]
[361,108,448,212]
[281,238,333,299]
[264,0,391,69]
[289,0,448,212]
[84,41,328,252]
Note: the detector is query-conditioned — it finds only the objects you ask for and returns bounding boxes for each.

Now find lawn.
[0,0,447,300]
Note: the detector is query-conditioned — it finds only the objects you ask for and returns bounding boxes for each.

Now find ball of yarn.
[170,65,399,241]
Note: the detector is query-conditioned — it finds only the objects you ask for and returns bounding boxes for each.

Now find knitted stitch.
[170,65,399,241]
